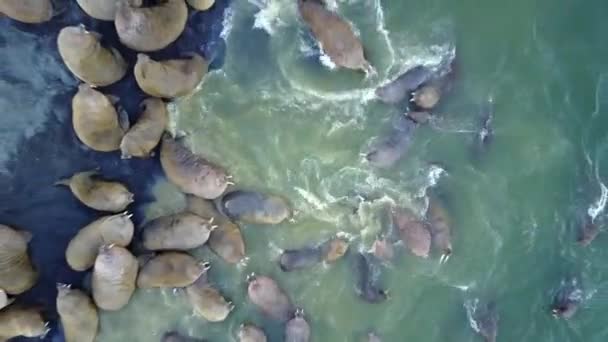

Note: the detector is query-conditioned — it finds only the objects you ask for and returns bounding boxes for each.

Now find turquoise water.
[3,0,608,341]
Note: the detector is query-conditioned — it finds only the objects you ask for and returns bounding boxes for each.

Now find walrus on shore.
[0,306,47,340]
[160,134,230,200]
[238,324,267,342]
[56,285,99,342]
[76,0,142,21]
[137,252,209,288]
[115,0,188,52]
[186,275,234,322]
[297,0,373,74]
[58,26,128,87]
[56,170,134,212]
[352,252,388,303]
[161,331,206,342]
[375,65,433,105]
[187,195,246,264]
[0,290,13,311]
[134,54,208,99]
[0,225,37,295]
[427,195,453,262]
[120,98,168,159]
[72,84,129,152]
[285,309,311,342]
[0,0,52,23]
[187,0,215,11]
[551,278,583,319]
[142,212,216,251]
[392,208,431,258]
[471,301,498,342]
[366,115,417,168]
[218,190,292,225]
[66,212,134,271]
[247,274,294,322]
[92,245,138,311]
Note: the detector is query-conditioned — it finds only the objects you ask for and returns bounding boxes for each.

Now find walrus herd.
[0,0,593,341]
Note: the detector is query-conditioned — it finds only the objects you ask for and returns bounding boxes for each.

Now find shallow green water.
[98,0,608,341]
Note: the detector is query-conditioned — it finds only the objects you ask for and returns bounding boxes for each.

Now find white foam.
[587,181,608,221]
[220,6,235,40]
[319,52,338,70]
[373,0,394,75]
[464,298,481,333]
[252,0,286,35]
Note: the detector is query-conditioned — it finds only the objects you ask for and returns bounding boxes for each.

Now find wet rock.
[55,170,134,212]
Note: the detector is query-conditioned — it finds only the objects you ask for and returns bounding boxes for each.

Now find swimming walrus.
[161,331,206,342]
[0,306,47,340]
[120,98,168,159]
[72,84,129,152]
[56,285,99,342]
[238,324,267,342]
[186,274,234,322]
[279,236,349,272]
[218,190,292,225]
[366,115,417,168]
[551,278,583,319]
[426,194,453,263]
[76,0,141,21]
[370,235,395,262]
[0,0,52,23]
[412,84,441,110]
[0,289,13,311]
[56,170,134,212]
[578,215,599,247]
[137,252,209,288]
[470,301,498,342]
[187,0,215,11]
[247,274,294,322]
[392,207,431,258]
[0,225,37,295]
[160,134,231,200]
[134,53,208,99]
[57,26,128,87]
[285,309,311,342]
[186,195,246,264]
[115,0,188,52]
[352,252,388,304]
[375,65,434,105]
[142,212,216,251]
[65,212,134,271]
[92,245,138,311]
[297,0,373,74]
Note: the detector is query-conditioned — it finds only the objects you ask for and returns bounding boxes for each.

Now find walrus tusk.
[246,272,256,282]
[208,217,214,224]
[226,181,235,186]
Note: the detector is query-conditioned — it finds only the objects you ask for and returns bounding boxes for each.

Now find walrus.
[120,98,168,159]
[186,275,234,322]
[0,225,37,295]
[370,235,395,262]
[65,212,134,271]
[56,285,99,342]
[142,212,216,251]
[238,324,267,342]
[406,111,432,124]
[366,115,417,168]
[56,170,134,212]
[578,215,599,247]
[92,245,138,311]
[72,84,129,152]
[0,0,52,23]
[392,208,430,258]
[0,306,47,340]
[412,84,441,110]
[218,190,292,225]
[247,274,294,321]
[186,195,246,264]
[134,53,208,99]
[352,252,388,303]
[76,0,142,21]
[471,301,498,342]
[137,252,209,288]
[297,0,372,74]
[161,331,206,342]
[160,134,230,200]
[285,309,310,342]
[426,195,453,263]
[57,26,128,87]
[0,289,13,311]
[319,236,349,262]
[551,278,583,319]
[115,0,188,52]
[375,65,433,104]
[280,236,349,272]
[187,0,214,11]
[471,97,495,160]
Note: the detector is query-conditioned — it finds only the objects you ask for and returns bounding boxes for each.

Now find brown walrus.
[137,252,209,288]
[0,0,52,23]
[392,208,431,258]
[238,324,267,342]
[56,285,99,342]
[72,84,129,152]
[115,0,188,52]
[141,212,216,251]
[76,0,141,21]
[65,212,134,271]
[218,190,292,225]
[134,53,208,99]
[247,274,294,322]
[0,225,37,295]
[120,98,168,159]
[187,0,215,11]
[55,170,134,212]
[92,245,138,311]
[160,134,230,199]
[426,195,453,263]
[186,275,234,322]
[0,306,47,340]
[0,289,13,311]
[57,26,127,87]
[297,0,372,74]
